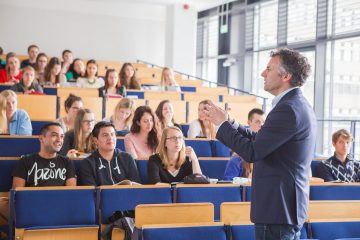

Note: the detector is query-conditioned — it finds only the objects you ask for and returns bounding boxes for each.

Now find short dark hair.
[248,108,265,120]
[92,121,116,138]
[28,44,39,52]
[62,49,72,57]
[270,48,311,87]
[64,94,82,113]
[40,122,62,136]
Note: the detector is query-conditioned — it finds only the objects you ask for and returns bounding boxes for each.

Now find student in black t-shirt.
[12,122,77,187]
[148,126,202,184]
[80,121,140,186]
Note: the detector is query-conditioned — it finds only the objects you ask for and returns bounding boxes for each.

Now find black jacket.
[80,149,140,186]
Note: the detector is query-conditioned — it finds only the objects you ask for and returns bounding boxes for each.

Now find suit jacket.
[217,88,316,225]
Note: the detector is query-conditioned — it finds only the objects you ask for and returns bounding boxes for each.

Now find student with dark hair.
[66,58,85,82]
[43,57,66,86]
[0,52,22,83]
[148,126,201,184]
[34,53,48,83]
[10,66,43,94]
[98,69,126,97]
[77,59,104,88]
[80,121,140,186]
[20,44,39,69]
[60,49,73,76]
[155,100,180,132]
[318,129,360,182]
[119,63,140,90]
[56,94,83,132]
[124,106,159,159]
[12,122,76,187]
[59,108,96,158]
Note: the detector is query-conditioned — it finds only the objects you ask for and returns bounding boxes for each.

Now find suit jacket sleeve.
[217,104,297,163]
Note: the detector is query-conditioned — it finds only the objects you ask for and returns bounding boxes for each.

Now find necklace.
[87,78,96,85]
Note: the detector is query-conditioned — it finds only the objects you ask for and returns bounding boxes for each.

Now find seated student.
[155,100,181,133]
[11,66,43,94]
[0,46,5,69]
[99,69,126,97]
[20,44,39,69]
[66,58,85,82]
[80,121,140,186]
[59,108,96,158]
[12,122,77,187]
[56,94,83,132]
[0,90,32,135]
[188,100,216,138]
[103,98,135,136]
[148,126,201,184]
[160,67,181,92]
[77,59,104,88]
[124,105,159,159]
[119,63,141,90]
[223,108,265,180]
[43,57,66,86]
[60,49,73,77]
[317,129,360,182]
[34,53,48,83]
[0,52,22,84]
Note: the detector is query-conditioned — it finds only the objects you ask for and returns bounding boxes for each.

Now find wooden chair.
[196,87,228,95]
[135,203,214,228]
[183,93,219,102]
[17,95,57,121]
[144,91,181,101]
[222,95,257,103]
[57,87,99,98]
[220,202,252,224]
[96,60,123,76]
[225,102,262,125]
[308,200,360,220]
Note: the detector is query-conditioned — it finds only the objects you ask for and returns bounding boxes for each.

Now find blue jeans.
[255,223,302,240]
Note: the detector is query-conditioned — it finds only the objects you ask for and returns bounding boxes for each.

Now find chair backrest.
[211,141,231,157]
[225,102,262,125]
[14,186,96,228]
[198,157,229,180]
[222,95,257,103]
[57,87,99,98]
[220,202,251,224]
[174,184,241,221]
[144,91,181,101]
[31,121,52,135]
[229,224,255,240]
[116,137,125,151]
[142,222,226,240]
[309,219,360,240]
[185,139,212,157]
[136,159,149,184]
[99,185,172,224]
[135,203,214,228]
[0,157,19,192]
[196,87,228,96]
[311,159,322,178]
[308,200,360,220]
[17,95,57,121]
[0,136,39,157]
[310,183,360,200]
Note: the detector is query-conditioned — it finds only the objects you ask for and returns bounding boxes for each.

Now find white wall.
[165,4,197,75]
[0,0,166,65]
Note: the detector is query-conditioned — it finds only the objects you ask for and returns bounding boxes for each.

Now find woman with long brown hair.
[119,63,140,90]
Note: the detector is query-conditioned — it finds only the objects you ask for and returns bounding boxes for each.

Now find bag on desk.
[183,173,210,184]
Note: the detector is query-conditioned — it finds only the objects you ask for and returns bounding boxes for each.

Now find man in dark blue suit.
[206,48,316,240]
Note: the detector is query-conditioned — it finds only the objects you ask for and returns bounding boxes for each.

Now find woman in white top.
[103,98,136,136]
[187,100,216,139]
[160,67,181,92]
[77,59,104,88]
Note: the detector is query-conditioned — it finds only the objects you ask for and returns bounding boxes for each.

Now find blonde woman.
[187,100,216,139]
[60,108,96,158]
[0,94,7,134]
[103,98,135,136]
[148,126,202,184]
[160,67,181,92]
[0,90,32,135]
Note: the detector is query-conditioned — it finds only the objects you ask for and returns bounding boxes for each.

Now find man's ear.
[93,137,98,146]
[282,72,292,83]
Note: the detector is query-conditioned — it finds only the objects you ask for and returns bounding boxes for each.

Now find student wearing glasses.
[147,126,202,184]
[59,108,96,158]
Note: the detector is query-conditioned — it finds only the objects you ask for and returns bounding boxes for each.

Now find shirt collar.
[271,87,299,109]
[9,110,18,122]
